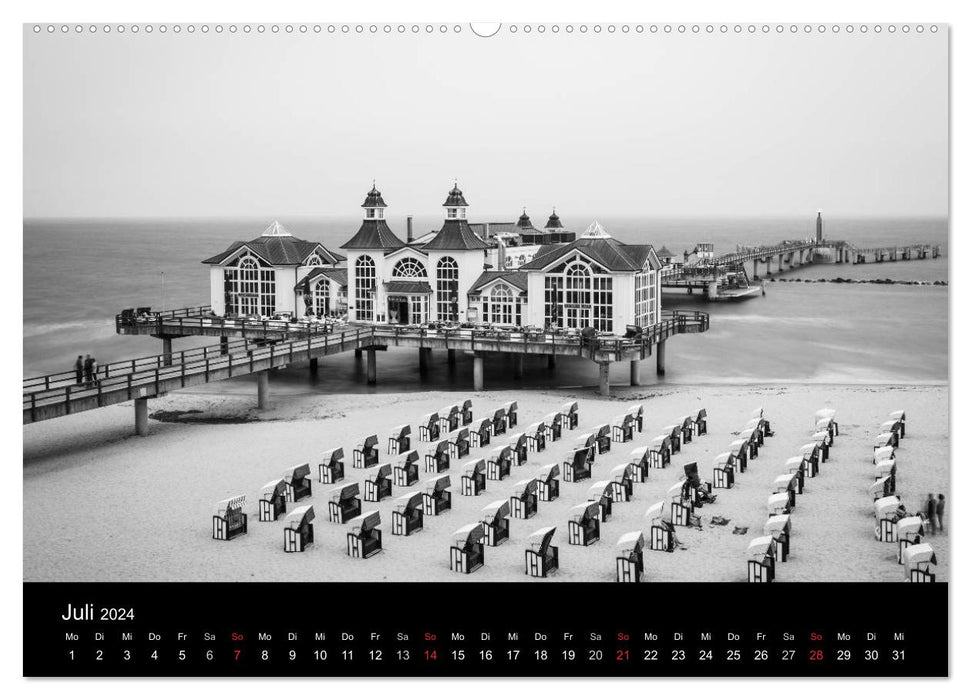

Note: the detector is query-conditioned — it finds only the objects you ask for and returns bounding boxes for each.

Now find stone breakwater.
[768,277,947,286]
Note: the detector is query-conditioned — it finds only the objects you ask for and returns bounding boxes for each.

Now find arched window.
[436,257,459,321]
[305,254,324,268]
[355,255,376,322]
[392,257,427,278]
[225,254,275,317]
[544,255,613,332]
[314,279,330,317]
[489,283,520,326]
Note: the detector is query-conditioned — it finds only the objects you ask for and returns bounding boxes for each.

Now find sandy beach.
[23,381,949,583]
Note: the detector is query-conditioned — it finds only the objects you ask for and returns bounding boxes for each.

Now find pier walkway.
[24,309,708,431]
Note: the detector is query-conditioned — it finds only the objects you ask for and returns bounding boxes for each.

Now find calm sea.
[22,216,948,387]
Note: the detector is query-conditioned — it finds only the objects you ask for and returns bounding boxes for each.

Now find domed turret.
[545,208,563,231]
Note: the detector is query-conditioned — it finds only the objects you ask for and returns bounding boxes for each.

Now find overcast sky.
[23,26,948,219]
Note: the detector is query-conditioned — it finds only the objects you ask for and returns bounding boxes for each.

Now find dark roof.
[296,267,348,290]
[468,271,529,295]
[341,219,406,251]
[443,184,469,207]
[202,222,342,266]
[519,237,656,272]
[545,210,564,229]
[517,211,533,229]
[361,185,388,208]
[385,281,433,295]
[656,246,674,259]
[422,219,490,250]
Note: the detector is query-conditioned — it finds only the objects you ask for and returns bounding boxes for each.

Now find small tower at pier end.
[816,211,823,244]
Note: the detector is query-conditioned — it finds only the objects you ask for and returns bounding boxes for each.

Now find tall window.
[436,257,459,321]
[225,255,275,316]
[543,256,613,333]
[488,284,521,326]
[391,257,427,278]
[314,279,330,316]
[634,269,658,328]
[355,256,376,322]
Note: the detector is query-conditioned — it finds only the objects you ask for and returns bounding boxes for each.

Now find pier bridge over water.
[23,307,708,433]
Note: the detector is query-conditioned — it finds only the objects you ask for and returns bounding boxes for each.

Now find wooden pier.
[23,309,709,432]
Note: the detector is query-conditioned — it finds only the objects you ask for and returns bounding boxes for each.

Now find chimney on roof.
[407,216,414,243]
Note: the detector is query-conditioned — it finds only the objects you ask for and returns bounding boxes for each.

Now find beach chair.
[627,404,645,433]
[682,462,712,508]
[594,424,612,454]
[423,475,452,516]
[346,511,382,559]
[746,535,777,583]
[419,413,441,442]
[726,440,747,474]
[609,464,634,502]
[471,418,492,449]
[509,433,529,466]
[785,456,806,492]
[743,419,765,448]
[212,495,248,541]
[391,491,424,536]
[568,502,601,546]
[874,432,897,453]
[563,447,593,483]
[353,434,379,469]
[798,443,820,478]
[560,401,579,430]
[902,542,936,583]
[773,473,798,510]
[587,480,614,522]
[461,399,474,426]
[486,445,513,481]
[425,440,451,473]
[612,414,634,444]
[815,418,836,445]
[283,505,315,553]
[318,447,345,484]
[502,401,519,429]
[283,463,312,502]
[363,463,393,502]
[480,500,511,546]
[881,419,904,444]
[896,516,925,564]
[875,458,897,493]
[764,514,791,563]
[870,475,895,501]
[649,435,672,470]
[509,478,539,519]
[536,464,560,501]
[678,415,694,444]
[874,496,903,542]
[712,452,736,489]
[616,531,646,583]
[767,492,791,517]
[387,424,412,455]
[259,479,288,522]
[440,405,460,433]
[525,422,547,453]
[327,483,362,524]
[645,501,675,552]
[448,428,471,460]
[544,412,563,442]
[575,432,596,458]
[814,408,838,437]
[888,410,906,439]
[393,450,421,487]
[692,408,708,436]
[662,424,683,454]
[873,445,896,465]
[460,459,487,496]
[737,429,759,459]
[491,407,508,436]
[628,446,650,483]
[525,526,559,577]
[450,523,486,574]
[809,432,830,462]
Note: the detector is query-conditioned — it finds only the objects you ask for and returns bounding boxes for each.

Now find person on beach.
[936,495,945,534]
[74,355,84,384]
[926,494,938,534]
[83,354,94,386]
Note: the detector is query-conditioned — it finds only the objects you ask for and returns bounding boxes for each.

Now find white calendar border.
[3,0,965,695]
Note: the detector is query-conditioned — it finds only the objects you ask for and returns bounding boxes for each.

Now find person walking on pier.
[925,494,938,534]
[74,355,84,385]
[936,494,946,534]
[83,354,94,387]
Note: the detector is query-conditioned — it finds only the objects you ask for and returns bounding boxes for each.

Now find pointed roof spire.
[443,182,469,207]
[545,207,564,230]
[517,208,533,229]
[362,182,387,208]
[260,220,293,238]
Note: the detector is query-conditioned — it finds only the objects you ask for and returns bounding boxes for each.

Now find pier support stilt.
[513,354,524,379]
[707,280,718,298]
[447,349,457,367]
[752,260,759,279]
[309,357,318,375]
[257,370,270,410]
[161,337,173,367]
[419,347,431,375]
[656,340,667,376]
[473,353,484,392]
[354,348,363,359]
[598,362,611,397]
[630,360,641,386]
[134,397,149,437]
[366,349,377,385]
[547,354,556,369]
[220,336,229,355]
